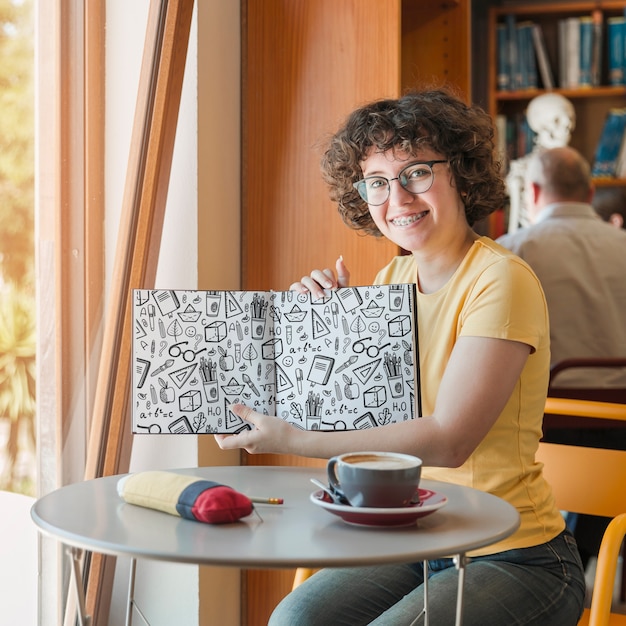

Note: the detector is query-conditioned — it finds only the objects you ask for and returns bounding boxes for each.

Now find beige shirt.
[498,203,626,387]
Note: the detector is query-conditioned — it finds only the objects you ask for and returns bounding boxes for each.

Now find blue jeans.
[269,530,586,625]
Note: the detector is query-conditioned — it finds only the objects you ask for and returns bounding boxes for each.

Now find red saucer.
[310,488,447,527]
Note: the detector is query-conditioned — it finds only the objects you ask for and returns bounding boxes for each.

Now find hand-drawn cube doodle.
[388,315,411,337]
[262,338,283,360]
[179,390,202,412]
[364,385,387,408]
[205,320,227,342]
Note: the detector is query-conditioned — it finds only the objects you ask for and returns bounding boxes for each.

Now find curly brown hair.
[320,88,506,234]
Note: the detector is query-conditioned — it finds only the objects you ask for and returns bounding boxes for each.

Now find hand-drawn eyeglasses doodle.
[352,336,391,358]
[169,340,206,362]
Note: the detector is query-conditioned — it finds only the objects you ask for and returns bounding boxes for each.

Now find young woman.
[215,88,586,625]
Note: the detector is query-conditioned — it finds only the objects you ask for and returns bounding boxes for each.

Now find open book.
[132,284,420,434]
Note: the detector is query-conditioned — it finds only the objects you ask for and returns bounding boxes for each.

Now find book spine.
[496,23,509,90]
[505,116,516,162]
[516,23,528,89]
[623,8,626,87]
[608,17,626,86]
[592,109,626,178]
[517,115,535,158]
[506,14,519,90]
[579,16,593,87]
[531,23,554,89]
[614,127,626,178]
[566,17,581,88]
[558,19,568,88]
[591,10,603,87]
[524,22,538,89]
[495,114,508,167]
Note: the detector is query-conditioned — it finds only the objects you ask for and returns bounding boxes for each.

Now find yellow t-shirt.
[374,237,564,555]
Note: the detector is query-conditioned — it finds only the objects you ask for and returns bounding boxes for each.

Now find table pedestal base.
[67,548,90,626]
[66,549,148,626]
[408,554,469,626]
[69,552,469,626]
[126,557,151,625]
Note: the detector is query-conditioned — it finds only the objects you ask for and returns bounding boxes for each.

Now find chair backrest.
[537,398,626,519]
[545,359,626,434]
[548,358,626,405]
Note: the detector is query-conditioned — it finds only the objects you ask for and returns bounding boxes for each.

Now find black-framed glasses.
[352,160,448,206]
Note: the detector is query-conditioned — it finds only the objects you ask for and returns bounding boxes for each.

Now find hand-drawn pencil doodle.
[132,284,420,434]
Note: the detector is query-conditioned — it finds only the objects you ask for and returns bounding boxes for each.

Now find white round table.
[32,466,520,625]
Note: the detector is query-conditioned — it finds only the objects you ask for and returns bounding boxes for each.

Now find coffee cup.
[327,451,422,508]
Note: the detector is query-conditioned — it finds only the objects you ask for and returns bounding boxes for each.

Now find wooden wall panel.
[242,1,401,623]
[243,0,400,293]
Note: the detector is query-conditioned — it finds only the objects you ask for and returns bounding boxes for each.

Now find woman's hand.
[214,404,300,455]
[289,256,350,300]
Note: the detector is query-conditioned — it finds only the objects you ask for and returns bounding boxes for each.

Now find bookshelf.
[488,2,626,189]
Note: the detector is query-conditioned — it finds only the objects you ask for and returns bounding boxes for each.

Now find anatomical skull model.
[505,93,576,232]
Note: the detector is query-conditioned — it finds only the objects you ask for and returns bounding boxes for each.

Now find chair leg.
[621,540,626,603]
[292,568,316,590]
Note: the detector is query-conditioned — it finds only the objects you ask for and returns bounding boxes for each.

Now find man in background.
[497,146,626,567]
[592,186,626,229]
[498,145,626,387]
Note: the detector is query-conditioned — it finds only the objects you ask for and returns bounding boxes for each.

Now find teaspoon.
[310,478,346,505]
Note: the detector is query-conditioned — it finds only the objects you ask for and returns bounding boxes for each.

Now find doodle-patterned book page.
[132,284,420,434]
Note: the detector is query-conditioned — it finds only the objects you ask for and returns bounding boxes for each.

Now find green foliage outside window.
[0,283,35,493]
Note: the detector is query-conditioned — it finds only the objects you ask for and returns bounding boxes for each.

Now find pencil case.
[117,470,253,524]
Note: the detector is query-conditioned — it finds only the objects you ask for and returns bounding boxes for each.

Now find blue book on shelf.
[522,22,538,89]
[591,108,626,178]
[497,23,509,90]
[506,14,520,89]
[591,10,603,87]
[516,22,529,89]
[579,16,593,87]
[607,17,626,86]
[518,115,535,157]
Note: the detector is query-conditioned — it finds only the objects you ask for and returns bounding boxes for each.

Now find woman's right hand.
[289,256,350,300]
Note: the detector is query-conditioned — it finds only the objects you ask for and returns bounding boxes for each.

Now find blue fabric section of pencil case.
[176,480,222,520]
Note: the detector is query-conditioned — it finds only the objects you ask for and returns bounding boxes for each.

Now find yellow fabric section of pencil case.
[117,470,199,517]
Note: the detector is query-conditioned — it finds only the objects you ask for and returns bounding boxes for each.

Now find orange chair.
[292,567,316,591]
[545,360,626,604]
[539,398,626,626]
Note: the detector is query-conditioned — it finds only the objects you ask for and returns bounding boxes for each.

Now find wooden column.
[242,1,401,622]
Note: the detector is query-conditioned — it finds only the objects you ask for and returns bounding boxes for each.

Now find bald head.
[524,147,594,221]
